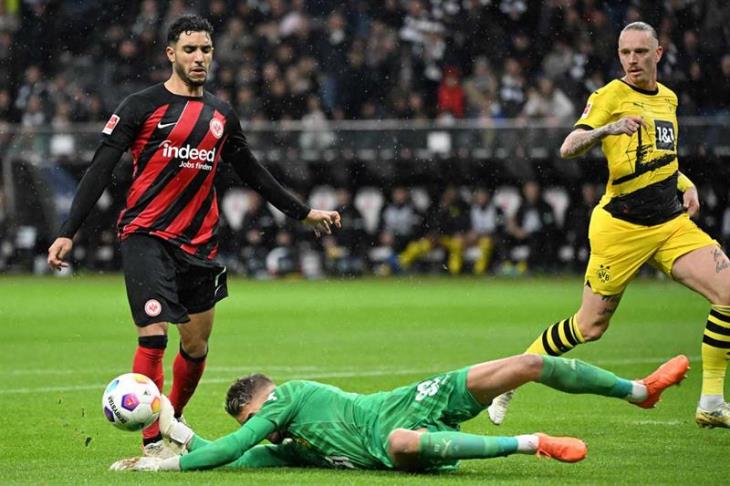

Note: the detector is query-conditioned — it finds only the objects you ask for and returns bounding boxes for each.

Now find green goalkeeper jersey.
[180,368,484,471]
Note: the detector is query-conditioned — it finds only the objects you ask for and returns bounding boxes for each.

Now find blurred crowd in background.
[0,0,729,277]
[1,0,728,128]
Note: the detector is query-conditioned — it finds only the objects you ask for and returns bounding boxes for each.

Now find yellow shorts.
[585,206,717,295]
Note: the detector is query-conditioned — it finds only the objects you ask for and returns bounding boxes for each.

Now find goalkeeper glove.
[159,394,194,447]
[109,456,180,472]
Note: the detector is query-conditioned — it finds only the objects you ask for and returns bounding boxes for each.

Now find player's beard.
[174,62,206,88]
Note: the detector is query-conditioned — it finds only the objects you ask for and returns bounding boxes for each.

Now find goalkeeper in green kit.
[111,353,689,472]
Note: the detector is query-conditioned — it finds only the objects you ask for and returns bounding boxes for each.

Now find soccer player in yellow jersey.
[488,22,730,429]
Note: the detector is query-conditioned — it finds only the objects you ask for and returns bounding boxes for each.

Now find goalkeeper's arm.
[157,395,276,471]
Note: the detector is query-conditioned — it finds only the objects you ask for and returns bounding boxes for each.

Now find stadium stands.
[0,1,728,276]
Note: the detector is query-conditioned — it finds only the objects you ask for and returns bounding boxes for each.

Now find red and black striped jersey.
[102,84,251,260]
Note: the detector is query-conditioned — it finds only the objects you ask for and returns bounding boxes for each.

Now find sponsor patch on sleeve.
[102,114,120,135]
[580,103,592,119]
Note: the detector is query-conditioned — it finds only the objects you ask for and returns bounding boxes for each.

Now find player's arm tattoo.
[560,126,609,159]
[712,248,730,273]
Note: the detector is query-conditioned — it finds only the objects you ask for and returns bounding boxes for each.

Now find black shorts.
[121,234,228,326]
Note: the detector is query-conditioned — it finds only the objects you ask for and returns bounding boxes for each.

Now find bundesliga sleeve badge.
[102,114,120,135]
[580,103,592,119]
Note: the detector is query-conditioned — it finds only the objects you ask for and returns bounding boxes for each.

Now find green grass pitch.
[1,275,728,484]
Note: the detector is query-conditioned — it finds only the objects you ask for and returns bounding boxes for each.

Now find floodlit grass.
[1,274,727,484]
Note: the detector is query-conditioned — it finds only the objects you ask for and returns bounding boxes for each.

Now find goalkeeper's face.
[618,30,662,89]
[167,31,213,88]
[235,382,277,426]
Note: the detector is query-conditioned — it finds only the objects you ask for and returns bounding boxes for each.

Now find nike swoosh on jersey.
[157,121,177,129]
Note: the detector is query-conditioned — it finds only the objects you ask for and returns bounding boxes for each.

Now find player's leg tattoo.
[712,248,730,274]
[599,293,622,316]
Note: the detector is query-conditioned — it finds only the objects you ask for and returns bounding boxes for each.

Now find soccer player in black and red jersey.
[46,15,341,453]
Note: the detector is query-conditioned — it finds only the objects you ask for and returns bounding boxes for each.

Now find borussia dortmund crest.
[597,265,611,283]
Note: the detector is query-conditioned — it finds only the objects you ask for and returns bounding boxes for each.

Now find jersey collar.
[619,79,659,96]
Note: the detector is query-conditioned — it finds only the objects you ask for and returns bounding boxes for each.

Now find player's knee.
[387,429,420,457]
[711,287,730,307]
[520,353,545,379]
[179,337,208,359]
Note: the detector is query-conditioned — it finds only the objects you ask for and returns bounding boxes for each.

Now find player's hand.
[109,456,163,472]
[158,395,194,446]
[47,237,73,271]
[605,116,646,136]
[304,209,341,237]
[682,186,700,218]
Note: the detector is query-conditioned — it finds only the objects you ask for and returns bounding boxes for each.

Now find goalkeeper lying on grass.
[111,353,689,472]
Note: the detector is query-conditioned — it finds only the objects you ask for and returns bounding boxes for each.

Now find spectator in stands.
[0,31,15,90]
[542,38,573,82]
[463,57,499,118]
[132,0,160,37]
[267,229,300,277]
[507,180,559,274]
[521,77,574,149]
[467,187,506,275]
[521,77,574,125]
[21,94,45,128]
[234,85,262,120]
[498,57,526,118]
[437,67,465,119]
[15,65,47,115]
[365,19,399,93]
[338,46,377,119]
[397,186,470,275]
[0,88,19,122]
[299,95,335,150]
[563,183,599,273]
[322,188,369,276]
[315,10,350,113]
[240,192,279,277]
[216,17,253,66]
[376,186,423,268]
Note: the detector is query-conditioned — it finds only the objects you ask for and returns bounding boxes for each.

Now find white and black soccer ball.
[102,373,161,432]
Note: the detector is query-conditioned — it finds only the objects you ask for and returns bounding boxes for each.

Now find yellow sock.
[525,315,585,356]
[474,237,494,275]
[443,237,464,275]
[399,239,432,269]
[701,304,730,397]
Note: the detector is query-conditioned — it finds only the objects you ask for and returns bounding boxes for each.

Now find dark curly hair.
[167,15,214,44]
[225,374,274,417]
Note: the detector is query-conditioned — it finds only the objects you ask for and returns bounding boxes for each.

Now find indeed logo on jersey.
[160,140,215,170]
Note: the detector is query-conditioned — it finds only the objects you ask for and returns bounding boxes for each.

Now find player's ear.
[655,45,663,62]
[165,45,176,63]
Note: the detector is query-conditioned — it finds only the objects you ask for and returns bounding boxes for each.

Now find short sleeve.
[574,89,614,130]
[101,95,143,151]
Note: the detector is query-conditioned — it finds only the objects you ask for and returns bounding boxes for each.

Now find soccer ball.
[102,373,161,432]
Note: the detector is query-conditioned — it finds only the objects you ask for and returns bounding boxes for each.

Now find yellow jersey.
[575,79,683,225]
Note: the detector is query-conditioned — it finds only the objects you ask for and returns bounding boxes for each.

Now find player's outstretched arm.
[168,415,276,471]
[47,144,124,271]
[560,116,647,159]
[229,149,341,237]
[304,209,342,237]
